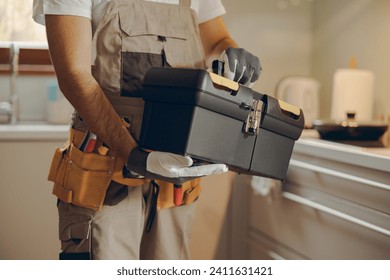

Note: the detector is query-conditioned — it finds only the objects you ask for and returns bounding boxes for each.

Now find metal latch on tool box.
[244,99,263,135]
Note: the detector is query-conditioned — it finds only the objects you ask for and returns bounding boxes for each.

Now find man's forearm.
[45,15,137,162]
[199,16,239,66]
[207,36,238,63]
[60,71,137,162]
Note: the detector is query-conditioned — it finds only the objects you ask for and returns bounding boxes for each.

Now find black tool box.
[139,67,304,180]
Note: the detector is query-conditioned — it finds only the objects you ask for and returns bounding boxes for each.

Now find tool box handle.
[208,71,239,91]
[277,99,301,117]
[209,69,301,119]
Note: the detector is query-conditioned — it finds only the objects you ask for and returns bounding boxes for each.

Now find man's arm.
[199,16,238,66]
[45,15,137,162]
[199,16,261,85]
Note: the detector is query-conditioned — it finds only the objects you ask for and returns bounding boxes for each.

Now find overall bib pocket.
[118,5,192,98]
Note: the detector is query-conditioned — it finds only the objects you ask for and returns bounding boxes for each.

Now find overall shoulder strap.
[180,0,191,8]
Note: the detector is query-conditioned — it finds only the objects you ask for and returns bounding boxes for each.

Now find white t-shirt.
[33,0,226,33]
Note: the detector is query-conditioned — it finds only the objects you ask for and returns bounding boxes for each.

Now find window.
[0,0,46,41]
[0,1,52,75]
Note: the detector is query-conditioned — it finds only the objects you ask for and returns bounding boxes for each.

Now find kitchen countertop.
[1,124,389,169]
[0,122,69,141]
[297,130,390,173]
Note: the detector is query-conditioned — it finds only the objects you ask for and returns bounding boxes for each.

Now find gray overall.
[58,0,207,259]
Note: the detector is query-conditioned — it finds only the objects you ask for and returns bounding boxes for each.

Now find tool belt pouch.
[157,178,202,210]
[48,143,115,211]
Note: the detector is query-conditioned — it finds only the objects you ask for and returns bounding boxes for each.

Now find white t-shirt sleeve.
[33,0,226,25]
[197,0,226,24]
[33,0,92,25]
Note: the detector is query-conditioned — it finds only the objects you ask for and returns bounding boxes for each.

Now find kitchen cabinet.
[0,124,68,260]
[229,135,390,260]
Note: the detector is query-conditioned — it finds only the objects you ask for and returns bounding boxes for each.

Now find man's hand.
[147,152,228,178]
[126,148,228,183]
[219,47,261,87]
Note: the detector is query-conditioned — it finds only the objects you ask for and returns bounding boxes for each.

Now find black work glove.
[217,47,261,87]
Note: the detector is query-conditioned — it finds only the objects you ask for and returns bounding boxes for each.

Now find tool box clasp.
[243,99,263,135]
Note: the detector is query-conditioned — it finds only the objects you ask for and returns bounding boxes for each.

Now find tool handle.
[209,60,239,91]
[84,133,97,153]
[277,99,301,117]
[173,184,183,206]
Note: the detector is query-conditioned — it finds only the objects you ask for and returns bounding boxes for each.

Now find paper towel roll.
[330,69,375,121]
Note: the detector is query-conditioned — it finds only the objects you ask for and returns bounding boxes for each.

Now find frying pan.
[312,118,388,141]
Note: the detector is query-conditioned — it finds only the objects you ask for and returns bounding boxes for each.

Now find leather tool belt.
[47,128,201,211]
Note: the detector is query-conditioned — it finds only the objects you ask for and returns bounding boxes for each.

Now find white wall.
[222,0,314,97]
[312,0,390,119]
[222,0,390,120]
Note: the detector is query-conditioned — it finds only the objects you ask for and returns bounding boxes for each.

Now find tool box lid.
[142,67,256,121]
[143,67,304,140]
[259,94,304,140]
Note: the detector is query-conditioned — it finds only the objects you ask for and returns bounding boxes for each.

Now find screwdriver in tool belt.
[79,132,97,153]
[174,184,183,206]
[84,133,97,153]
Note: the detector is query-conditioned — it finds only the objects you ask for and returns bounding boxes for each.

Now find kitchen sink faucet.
[0,42,19,124]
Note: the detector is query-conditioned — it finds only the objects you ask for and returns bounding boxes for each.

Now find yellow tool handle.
[277,99,301,117]
[208,71,239,91]
[208,71,301,118]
